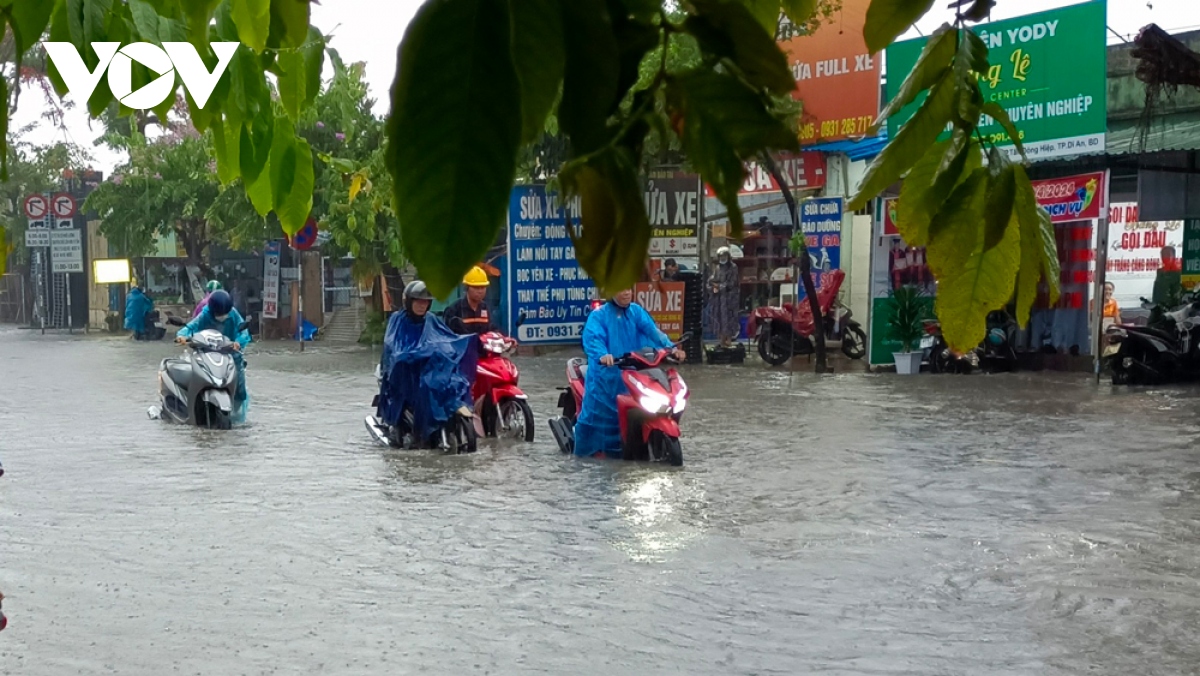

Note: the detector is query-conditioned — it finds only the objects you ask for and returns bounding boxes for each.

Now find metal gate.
[0,273,29,324]
[322,256,356,314]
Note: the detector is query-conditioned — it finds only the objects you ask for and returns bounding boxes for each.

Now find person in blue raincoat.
[574,288,686,459]
[377,280,477,445]
[124,286,154,339]
[175,290,252,422]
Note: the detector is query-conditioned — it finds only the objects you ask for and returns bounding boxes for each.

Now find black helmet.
[403,280,434,316]
[208,289,233,318]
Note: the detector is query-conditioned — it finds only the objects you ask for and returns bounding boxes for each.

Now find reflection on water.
[3,330,1200,674]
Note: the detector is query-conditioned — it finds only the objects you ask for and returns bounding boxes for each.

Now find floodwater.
[3,326,1200,675]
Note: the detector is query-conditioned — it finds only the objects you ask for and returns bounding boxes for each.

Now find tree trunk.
[761,153,829,373]
[175,218,213,277]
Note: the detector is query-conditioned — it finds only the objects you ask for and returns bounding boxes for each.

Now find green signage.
[886,1,1107,161]
[1184,219,1200,289]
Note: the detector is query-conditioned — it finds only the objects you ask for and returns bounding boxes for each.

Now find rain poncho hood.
[124,288,153,331]
[177,305,252,423]
[377,310,478,441]
[574,301,673,458]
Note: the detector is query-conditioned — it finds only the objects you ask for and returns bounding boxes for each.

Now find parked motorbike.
[134,309,170,341]
[1108,295,1200,385]
[921,319,979,374]
[752,270,867,365]
[148,321,248,429]
[548,335,691,466]
[977,310,1019,372]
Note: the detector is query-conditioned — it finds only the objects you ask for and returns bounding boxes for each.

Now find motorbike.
[366,362,477,453]
[134,309,171,341]
[472,330,534,442]
[148,320,248,429]
[752,270,867,365]
[977,310,1019,372]
[1108,295,1200,385]
[920,319,979,374]
[547,335,690,466]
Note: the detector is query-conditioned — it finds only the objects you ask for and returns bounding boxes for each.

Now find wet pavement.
[3,325,1200,674]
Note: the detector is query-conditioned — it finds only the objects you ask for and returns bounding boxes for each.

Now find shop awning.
[804,132,889,161]
[1105,112,1200,156]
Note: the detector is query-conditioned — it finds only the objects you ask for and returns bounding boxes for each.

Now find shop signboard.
[1030,171,1106,223]
[1106,202,1184,307]
[1184,220,1200,290]
[796,197,843,299]
[646,173,700,257]
[262,240,281,319]
[50,229,83,273]
[702,151,827,197]
[507,185,596,344]
[777,0,881,144]
[634,282,685,340]
[886,1,1107,162]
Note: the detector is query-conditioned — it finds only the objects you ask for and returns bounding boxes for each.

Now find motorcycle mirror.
[166,316,187,327]
[675,332,693,345]
[237,321,249,333]
[516,311,527,328]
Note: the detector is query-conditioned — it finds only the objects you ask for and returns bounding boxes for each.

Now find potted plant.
[883,285,929,375]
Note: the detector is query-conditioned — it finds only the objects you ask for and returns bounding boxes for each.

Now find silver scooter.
[148,319,248,429]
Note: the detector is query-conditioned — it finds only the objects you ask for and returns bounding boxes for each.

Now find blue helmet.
[208,289,233,317]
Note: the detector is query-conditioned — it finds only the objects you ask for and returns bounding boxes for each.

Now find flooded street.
[4,326,1200,674]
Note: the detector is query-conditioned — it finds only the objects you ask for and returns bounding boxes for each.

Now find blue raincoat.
[124,288,153,333]
[377,311,478,442]
[574,302,673,458]
[177,306,252,422]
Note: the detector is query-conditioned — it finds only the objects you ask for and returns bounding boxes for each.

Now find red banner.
[704,151,826,197]
[1030,171,1106,223]
[634,282,685,340]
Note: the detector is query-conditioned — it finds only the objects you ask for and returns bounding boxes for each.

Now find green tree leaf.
[849,72,956,210]
[268,0,309,49]
[387,0,522,298]
[246,159,274,215]
[982,149,1016,251]
[231,0,271,52]
[10,0,55,56]
[1012,164,1059,326]
[864,0,935,54]
[211,115,242,184]
[184,0,221,44]
[669,70,798,237]
[301,26,325,109]
[982,101,1025,160]
[559,0,619,155]
[738,0,780,36]
[508,0,566,144]
[686,0,795,95]
[927,168,1020,352]
[781,0,818,26]
[0,225,7,277]
[276,49,306,120]
[560,145,649,294]
[239,100,274,187]
[952,30,987,125]
[129,0,161,41]
[875,24,955,127]
[270,116,314,235]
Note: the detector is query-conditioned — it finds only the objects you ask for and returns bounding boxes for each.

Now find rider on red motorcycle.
[443,266,498,337]
[574,288,686,459]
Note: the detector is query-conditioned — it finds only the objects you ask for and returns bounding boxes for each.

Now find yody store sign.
[886,1,1107,161]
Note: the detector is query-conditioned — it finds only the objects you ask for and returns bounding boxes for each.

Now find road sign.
[25,230,50,247]
[50,229,83,273]
[51,192,77,218]
[23,194,48,219]
[54,218,74,230]
[28,217,49,230]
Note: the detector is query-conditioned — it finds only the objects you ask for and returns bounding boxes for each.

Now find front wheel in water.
[649,431,683,467]
[453,415,478,454]
[498,398,535,442]
[841,324,867,359]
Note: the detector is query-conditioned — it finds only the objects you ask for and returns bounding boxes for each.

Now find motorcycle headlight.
[632,380,671,414]
[672,381,689,414]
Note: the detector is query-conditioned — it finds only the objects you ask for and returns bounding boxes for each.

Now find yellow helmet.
[463,266,489,287]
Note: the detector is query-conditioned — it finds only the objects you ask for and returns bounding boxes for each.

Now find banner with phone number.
[507,185,597,344]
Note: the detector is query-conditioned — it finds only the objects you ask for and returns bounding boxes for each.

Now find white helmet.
[717,246,731,259]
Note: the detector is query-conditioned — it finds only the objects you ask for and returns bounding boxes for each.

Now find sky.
[12,0,1195,175]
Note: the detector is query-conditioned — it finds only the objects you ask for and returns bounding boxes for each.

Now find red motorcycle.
[548,337,690,466]
[752,269,867,365]
[472,331,535,442]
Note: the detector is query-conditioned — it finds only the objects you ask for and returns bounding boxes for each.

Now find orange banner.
[778,0,882,144]
[634,282,685,340]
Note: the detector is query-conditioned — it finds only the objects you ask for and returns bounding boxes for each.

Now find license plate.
[919,336,934,349]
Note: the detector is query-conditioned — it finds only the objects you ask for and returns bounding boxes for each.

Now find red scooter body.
[471,332,535,441]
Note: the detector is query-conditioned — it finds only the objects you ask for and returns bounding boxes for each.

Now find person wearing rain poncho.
[175,290,252,423]
[376,280,478,445]
[124,286,155,339]
[573,288,686,459]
